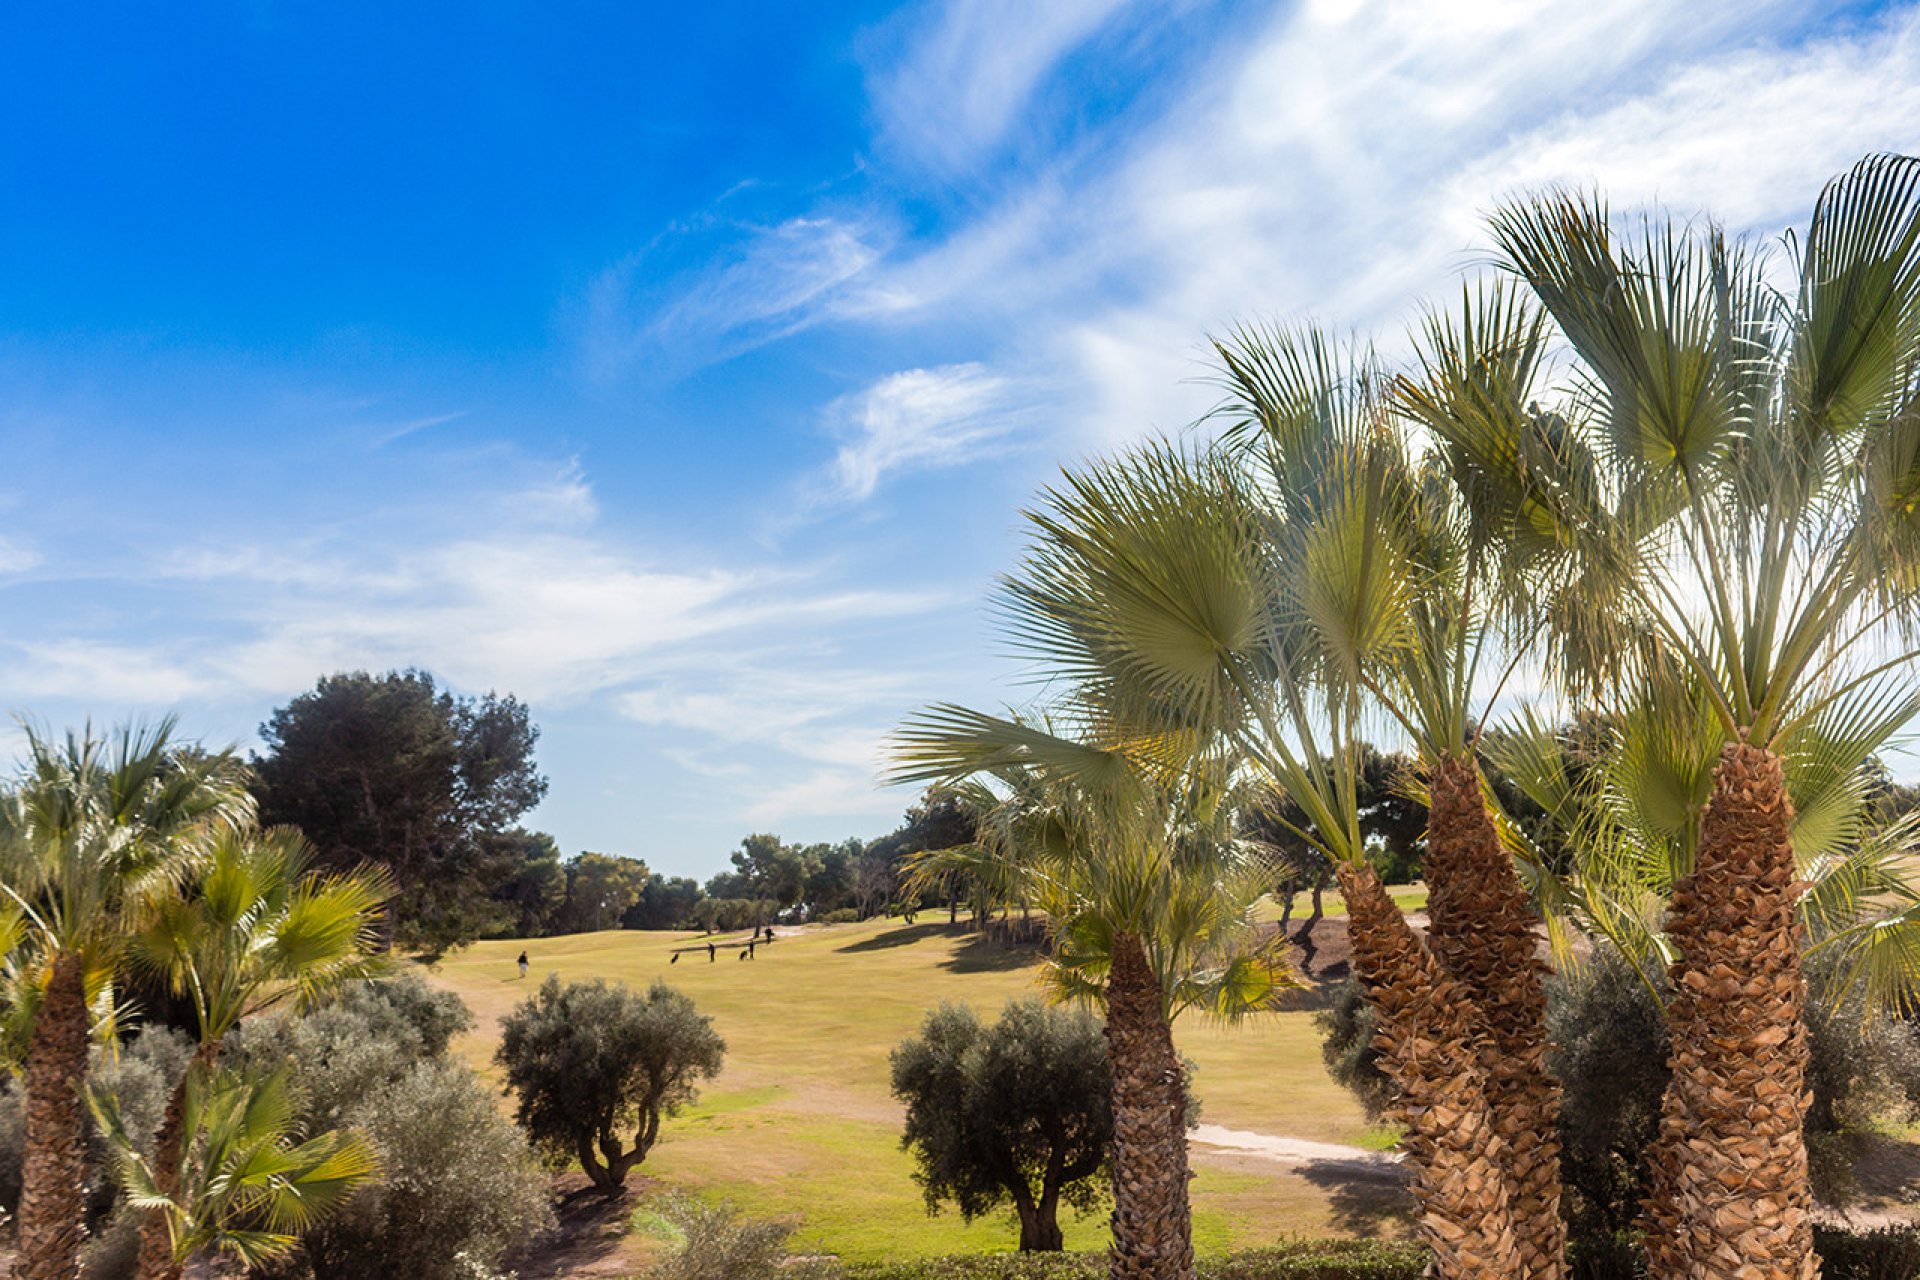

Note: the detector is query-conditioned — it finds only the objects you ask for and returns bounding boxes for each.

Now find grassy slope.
[429,915,1409,1262]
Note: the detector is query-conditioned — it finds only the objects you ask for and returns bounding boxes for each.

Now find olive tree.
[496,976,724,1191]
[890,998,1113,1252]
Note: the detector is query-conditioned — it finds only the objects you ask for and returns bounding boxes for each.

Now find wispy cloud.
[0,641,213,706]
[372,410,467,447]
[586,213,892,376]
[834,0,1918,448]
[0,536,41,575]
[866,0,1140,175]
[815,362,1034,504]
[2,463,949,712]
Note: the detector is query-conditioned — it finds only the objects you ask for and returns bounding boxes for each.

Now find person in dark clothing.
[517,951,529,979]
[708,941,717,961]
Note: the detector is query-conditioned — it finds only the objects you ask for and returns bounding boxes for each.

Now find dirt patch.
[507,1173,660,1280]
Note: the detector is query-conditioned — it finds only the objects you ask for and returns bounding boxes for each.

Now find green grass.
[1252,885,1427,924]
[428,918,1409,1262]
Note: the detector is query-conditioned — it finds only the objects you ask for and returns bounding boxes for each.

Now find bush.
[836,1258,1101,1280]
[234,976,551,1280]
[641,1195,799,1280]
[820,907,861,924]
[824,1239,1429,1279]
[1543,945,1920,1234]
[1804,959,1920,1207]
[0,1023,193,1230]
[1815,1225,1920,1280]
[1312,978,1392,1120]
[1565,1232,1641,1280]
[1547,948,1670,1237]
[497,975,725,1190]
[1197,1239,1428,1279]
[891,999,1111,1252]
[299,1060,554,1280]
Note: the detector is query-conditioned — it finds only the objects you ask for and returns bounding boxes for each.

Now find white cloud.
[830,0,1916,447]
[0,537,40,574]
[819,363,1032,503]
[586,215,891,375]
[0,641,213,706]
[0,466,951,713]
[744,765,901,824]
[868,0,1140,174]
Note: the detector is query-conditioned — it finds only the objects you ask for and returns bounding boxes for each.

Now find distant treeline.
[500,796,976,940]
[253,670,1920,951]
[249,668,982,951]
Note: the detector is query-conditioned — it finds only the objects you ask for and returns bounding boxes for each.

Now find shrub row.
[825,1239,1428,1280]
[806,1229,1920,1280]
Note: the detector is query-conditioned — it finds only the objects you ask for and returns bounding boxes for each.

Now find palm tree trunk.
[1337,861,1521,1280]
[1639,742,1816,1280]
[1105,931,1194,1280]
[17,950,91,1280]
[135,1040,223,1280]
[1423,754,1566,1280]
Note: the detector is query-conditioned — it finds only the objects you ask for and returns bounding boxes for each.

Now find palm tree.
[0,722,251,1280]
[893,704,1289,1280]
[90,1064,378,1272]
[927,440,1522,1278]
[128,824,390,1280]
[1213,304,1571,1279]
[1448,152,1920,1279]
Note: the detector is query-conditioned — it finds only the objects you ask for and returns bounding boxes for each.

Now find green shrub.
[820,907,861,924]
[827,1240,1428,1280]
[0,1023,193,1235]
[1197,1239,1427,1280]
[1815,1225,1920,1280]
[1566,1232,1641,1280]
[1313,978,1392,1120]
[298,1060,554,1280]
[234,977,551,1280]
[1543,946,1920,1235]
[1548,949,1670,1237]
[641,1195,798,1280]
[835,1256,1101,1280]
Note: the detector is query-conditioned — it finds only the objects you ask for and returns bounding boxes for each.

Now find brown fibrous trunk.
[17,950,91,1280]
[1423,754,1566,1280]
[1338,861,1522,1280]
[1105,931,1194,1280]
[1639,742,1817,1280]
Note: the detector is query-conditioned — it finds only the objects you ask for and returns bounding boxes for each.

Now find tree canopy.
[252,670,548,954]
[891,998,1113,1252]
[495,976,724,1191]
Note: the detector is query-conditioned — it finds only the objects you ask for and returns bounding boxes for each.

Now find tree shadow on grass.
[940,933,1046,974]
[834,921,967,953]
[508,1174,646,1280]
[1293,1155,1413,1237]
[1841,1132,1920,1212]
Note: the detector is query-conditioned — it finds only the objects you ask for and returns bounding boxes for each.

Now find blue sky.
[1,1,1916,877]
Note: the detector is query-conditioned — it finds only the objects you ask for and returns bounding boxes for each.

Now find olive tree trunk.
[1639,742,1816,1280]
[1105,931,1194,1280]
[1013,1183,1065,1252]
[1338,861,1521,1280]
[1423,753,1566,1280]
[17,950,91,1280]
